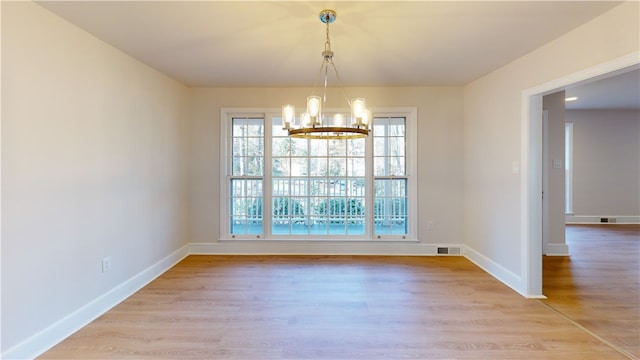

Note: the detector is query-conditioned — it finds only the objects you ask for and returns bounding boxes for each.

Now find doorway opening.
[521,52,639,298]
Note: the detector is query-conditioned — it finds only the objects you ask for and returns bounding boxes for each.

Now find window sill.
[219,237,419,243]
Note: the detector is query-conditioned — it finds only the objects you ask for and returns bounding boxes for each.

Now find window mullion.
[264,113,274,238]
[365,125,375,237]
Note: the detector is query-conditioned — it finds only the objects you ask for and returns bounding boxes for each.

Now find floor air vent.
[437,247,461,255]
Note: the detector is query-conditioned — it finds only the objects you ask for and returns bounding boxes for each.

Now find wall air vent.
[600,217,617,223]
[437,247,461,255]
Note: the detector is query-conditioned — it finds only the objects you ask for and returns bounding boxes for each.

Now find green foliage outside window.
[374,198,407,217]
[249,198,305,217]
[273,198,305,217]
[316,198,365,223]
[252,197,391,221]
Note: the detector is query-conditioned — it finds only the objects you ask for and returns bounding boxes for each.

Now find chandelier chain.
[318,13,351,106]
[325,17,332,53]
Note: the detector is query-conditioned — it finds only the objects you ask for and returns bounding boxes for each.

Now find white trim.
[219,108,230,239]
[523,52,640,97]
[521,51,640,298]
[6,242,474,359]
[15,237,595,359]
[219,109,270,239]
[542,109,549,262]
[219,107,418,241]
[564,123,574,214]
[464,245,546,299]
[0,0,4,354]
[2,245,190,360]
[544,243,570,256]
[190,241,460,256]
[522,93,544,298]
[566,215,640,224]
[218,237,419,242]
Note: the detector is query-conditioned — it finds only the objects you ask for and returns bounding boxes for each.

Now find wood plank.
[41,254,629,359]
[543,224,640,359]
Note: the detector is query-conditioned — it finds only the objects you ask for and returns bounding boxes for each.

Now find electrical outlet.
[102,257,112,273]
[427,221,434,230]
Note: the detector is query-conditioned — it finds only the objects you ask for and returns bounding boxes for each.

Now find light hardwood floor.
[542,224,639,359]
[40,247,634,359]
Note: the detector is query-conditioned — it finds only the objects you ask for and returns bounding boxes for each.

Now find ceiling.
[564,69,640,110]
[35,1,637,109]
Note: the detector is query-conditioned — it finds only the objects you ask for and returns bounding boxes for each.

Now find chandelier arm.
[311,60,329,97]
[323,62,329,114]
[329,60,353,106]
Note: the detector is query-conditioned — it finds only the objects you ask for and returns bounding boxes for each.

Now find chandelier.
[282,9,370,139]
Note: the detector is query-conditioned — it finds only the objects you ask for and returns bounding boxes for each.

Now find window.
[221,108,417,241]
[271,118,366,235]
[373,117,408,235]
[229,117,264,235]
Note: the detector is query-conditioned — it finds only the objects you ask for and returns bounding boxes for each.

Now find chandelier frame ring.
[288,126,368,140]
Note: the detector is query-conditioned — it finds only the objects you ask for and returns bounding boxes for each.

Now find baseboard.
[463,245,525,297]
[544,243,570,256]
[190,241,465,256]
[6,241,468,359]
[2,244,190,360]
[566,215,640,224]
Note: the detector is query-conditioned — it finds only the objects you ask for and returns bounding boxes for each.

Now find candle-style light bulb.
[282,104,295,129]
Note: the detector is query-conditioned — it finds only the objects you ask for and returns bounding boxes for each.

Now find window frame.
[220,107,418,242]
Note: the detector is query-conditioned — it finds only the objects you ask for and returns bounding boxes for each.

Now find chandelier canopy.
[282,10,370,139]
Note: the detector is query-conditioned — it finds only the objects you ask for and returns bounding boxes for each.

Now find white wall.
[463,1,639,294]
[2,2,191,355]
[567,109,640,217]
[190,87,464,249]
[543,92,567,254]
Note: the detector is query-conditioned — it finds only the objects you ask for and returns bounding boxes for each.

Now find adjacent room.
[2,1,639,359]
